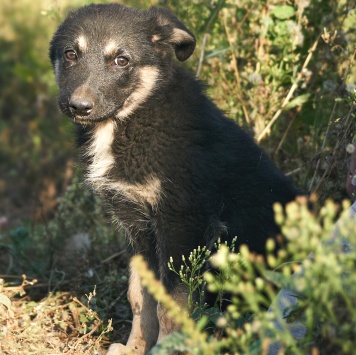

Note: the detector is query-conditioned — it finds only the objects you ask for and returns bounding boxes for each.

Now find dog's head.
[49,4,195,124]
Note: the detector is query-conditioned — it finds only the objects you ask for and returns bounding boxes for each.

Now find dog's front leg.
[126,263,159,351]
[107,262,159,355]
[157,283,189,342]
[154,214,206,344]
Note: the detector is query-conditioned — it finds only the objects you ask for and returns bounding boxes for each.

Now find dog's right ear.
[149,7,196,61]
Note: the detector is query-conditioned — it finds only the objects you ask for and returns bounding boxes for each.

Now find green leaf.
[205,46,233,59]
[271,5,296,20]
[249,339,262,355]
[9,227,29,240]
[148,332,190,355]
[79,314,90,323]
[264,270,301,291]
[283,94,310,110]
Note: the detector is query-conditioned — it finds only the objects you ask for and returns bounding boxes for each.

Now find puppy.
[50,4,299,354]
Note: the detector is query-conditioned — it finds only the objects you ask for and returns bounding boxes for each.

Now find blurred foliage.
[0,0,355,226]
[160,0,355,201]
[0,0,355,352]
[133,198,356,354]
[0,175,130,352]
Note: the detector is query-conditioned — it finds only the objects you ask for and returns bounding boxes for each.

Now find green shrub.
[133,199,356,354]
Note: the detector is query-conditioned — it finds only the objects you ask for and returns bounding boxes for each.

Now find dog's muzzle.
[69,97,94,117]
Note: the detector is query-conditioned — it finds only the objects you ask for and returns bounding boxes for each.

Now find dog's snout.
[69,97,94,116]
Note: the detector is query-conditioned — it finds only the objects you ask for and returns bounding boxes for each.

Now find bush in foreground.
[132,198,356,354]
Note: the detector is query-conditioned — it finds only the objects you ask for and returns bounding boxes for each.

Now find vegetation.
[0,0,355,354]
[134,198,356,354]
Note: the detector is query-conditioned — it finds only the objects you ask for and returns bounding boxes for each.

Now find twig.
[108,287,128,309]
[308,100,338,191]
[72,296,100,319]
[236,4,254,31]
[196,0,226,78]
[309,47,355,192]
[48,267,66,293]
[285,167,302,177]
[196,33,208,78]
[257,36,320,142]
[223,9,250,124]
[312,105,354,193]
[5,281,69,290]
[0,274,25,279]
[276,106,302,154]
[73,320,102,349]
[98,250,126,266]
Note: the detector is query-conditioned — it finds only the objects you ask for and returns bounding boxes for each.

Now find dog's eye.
[64,50,77,61]
[113,56,129,67]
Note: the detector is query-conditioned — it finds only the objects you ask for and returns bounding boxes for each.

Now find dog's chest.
[84,120,162,210]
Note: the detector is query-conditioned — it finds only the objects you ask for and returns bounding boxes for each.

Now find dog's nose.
[69,97,94,116]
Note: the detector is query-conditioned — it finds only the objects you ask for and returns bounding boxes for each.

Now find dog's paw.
[106,343,136,355]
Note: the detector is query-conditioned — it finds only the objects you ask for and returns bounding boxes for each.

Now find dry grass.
[0,265,131,354]
[1,279,107,354]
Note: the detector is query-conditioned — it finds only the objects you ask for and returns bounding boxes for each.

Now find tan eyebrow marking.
[76,35,88,52]
[103,40,118,56]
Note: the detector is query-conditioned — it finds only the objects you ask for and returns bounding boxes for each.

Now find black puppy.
[50,4,299,354]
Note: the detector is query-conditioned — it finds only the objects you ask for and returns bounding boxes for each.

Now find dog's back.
[50,4,299,353]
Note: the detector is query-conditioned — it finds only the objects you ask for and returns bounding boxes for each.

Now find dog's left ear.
[149,7,196,61]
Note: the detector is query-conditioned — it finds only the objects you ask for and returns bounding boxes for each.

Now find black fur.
[50,3,299,350]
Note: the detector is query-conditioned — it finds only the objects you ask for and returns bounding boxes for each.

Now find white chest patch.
[86,120,116,188]
[109,177,162,211]
[85,120,162,209]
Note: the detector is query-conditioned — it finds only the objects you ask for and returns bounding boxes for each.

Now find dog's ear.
[149,7,196,61]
